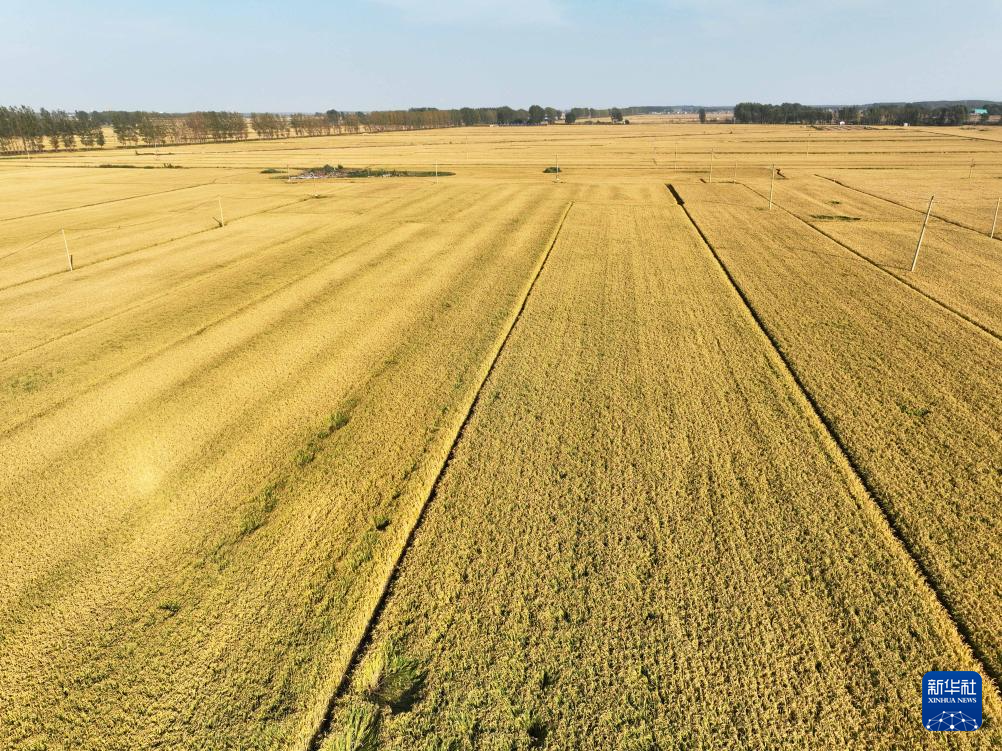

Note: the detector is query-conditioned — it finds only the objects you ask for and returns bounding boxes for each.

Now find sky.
[0,0,997,112]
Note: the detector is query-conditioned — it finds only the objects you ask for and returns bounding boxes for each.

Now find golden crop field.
[1,123,1000,750]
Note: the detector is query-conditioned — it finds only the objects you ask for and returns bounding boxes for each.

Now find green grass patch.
[899,403,931,418]
[324,702,380,751]
[295,407,354,467]
[238,481,283,537]
[157,600,181,616]
[6,369,54,393]
[811,214,860,222]
[357,642,425,712]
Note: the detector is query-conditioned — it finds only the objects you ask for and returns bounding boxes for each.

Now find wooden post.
[991,198,1000,240]
[218,197,224,227]
[61,229,73,271]
[732,161,737,183]
[708,150,714,183]
[768,164,776,210]
[910,196,935,272]
[435,162,438,183]
[674,144,678,171]
[969,160,975,179]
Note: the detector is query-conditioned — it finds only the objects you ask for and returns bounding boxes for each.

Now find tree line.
[734,101,975,126]
[0,106,107,153]
[0,104,579,154]
[0,107,254,152]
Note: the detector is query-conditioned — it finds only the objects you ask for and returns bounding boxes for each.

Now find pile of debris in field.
[290,164,451,180]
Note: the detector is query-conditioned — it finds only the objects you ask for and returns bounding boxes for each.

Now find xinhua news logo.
[923,671,982,731]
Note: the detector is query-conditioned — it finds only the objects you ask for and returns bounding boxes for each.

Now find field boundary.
[736,180,1000,342]
[665,183,1002,697]
[303,200,575,751]
[0,180,218,224]
[0,224,438,443]
[0,186,347,294]
[816,173,1002,241]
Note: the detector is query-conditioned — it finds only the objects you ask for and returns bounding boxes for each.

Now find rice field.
[1,123,999,750]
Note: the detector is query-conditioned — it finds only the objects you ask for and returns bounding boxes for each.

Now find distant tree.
[496,106,515,125]
[40,109,59,150]
[459,107,477,126]
[564,110,577,124]
[610,107,623,123]
[528,105,545,124]
[698,108,707,123]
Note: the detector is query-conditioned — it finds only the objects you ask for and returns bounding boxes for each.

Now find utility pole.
[709,150,714,183]
[910,196,935,272]
[768,164,776,210]
[435,162,438,183]
[674,143,678,171]
[969,160,975,179]
[218,197,224,227]
[991,198,1000,240]
[61,229,73,271]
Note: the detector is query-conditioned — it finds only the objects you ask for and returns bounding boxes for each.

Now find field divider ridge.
[665,183,1002,698]
[816,173,1002,241]
[304,200,575,751]
[736,180,1000,342]
[0,187,343,293]
[0,179,219,224]
[0,222,430,440]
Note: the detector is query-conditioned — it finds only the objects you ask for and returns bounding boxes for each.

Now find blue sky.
[0,0,997,111]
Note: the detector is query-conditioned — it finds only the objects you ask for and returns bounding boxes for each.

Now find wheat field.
[1,123,999,750]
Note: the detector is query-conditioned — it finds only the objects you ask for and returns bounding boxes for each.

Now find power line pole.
[910,196,935,272]
[768,164,776,210]
[218,197,224,227]
[61,229,73,271]
[708,150,714,183]
[991,197,1000,240]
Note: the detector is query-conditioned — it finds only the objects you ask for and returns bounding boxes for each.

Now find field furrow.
[738,174,1002,336]
[675,180,1002,680]
[319,195,998,750]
